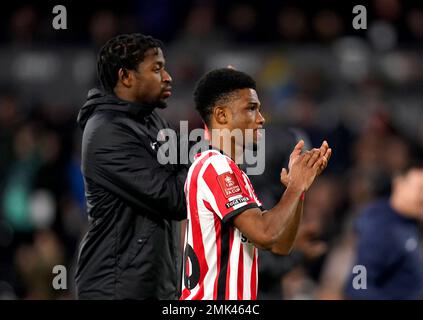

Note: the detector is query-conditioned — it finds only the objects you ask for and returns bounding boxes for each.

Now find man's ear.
[213,106,228,125]
[118,68,132,88]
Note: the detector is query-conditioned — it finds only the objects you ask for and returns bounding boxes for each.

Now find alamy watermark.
[352,5,367,30]
[52,265,67,290]
[352,265,367,290]
[52,5,366,32]
[155,121,266,175]
[52,5,67,30]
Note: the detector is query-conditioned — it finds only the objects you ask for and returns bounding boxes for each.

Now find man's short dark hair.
[194,68,256,126]
[97,33,163,93]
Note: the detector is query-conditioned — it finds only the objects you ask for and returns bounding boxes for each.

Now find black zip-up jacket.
[75,88,187,299]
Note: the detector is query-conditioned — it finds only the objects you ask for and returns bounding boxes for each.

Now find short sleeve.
[200,154,259,223]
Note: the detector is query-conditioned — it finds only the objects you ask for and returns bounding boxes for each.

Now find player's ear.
[118,67,133,88]
[214,106,228,125]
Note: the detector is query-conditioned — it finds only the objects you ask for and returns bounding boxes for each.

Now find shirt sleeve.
[201,155,259,223]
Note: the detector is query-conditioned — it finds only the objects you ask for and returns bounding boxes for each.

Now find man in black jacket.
[75,33,187,299]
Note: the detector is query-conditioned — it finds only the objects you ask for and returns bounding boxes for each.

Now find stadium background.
[0,0,422,299]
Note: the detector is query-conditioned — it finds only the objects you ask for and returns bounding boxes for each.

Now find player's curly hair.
[97,33,163,93]
[194,68,256,126]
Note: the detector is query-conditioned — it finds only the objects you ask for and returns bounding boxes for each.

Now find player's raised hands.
[280,140,332,190]
[288,149,324,192]
[317,140,332,176]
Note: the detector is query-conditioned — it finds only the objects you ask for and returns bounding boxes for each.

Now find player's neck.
[210,136,244,164]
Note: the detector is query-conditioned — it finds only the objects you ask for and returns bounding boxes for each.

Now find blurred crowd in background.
[1,0,423,299]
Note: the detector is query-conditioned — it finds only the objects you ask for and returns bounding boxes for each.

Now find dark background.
[0,0,422,299]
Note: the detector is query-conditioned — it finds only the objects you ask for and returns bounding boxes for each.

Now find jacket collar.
[77,88,157,129]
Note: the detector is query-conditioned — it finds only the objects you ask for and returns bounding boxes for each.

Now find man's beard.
[143,99,168,110]
[156,99,168,109]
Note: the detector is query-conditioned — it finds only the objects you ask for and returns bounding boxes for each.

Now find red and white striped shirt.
[180,149,263,300]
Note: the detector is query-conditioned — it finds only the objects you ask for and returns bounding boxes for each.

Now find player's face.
[227,88,265,149]
[398,169,423,217]
[131,47,172,108]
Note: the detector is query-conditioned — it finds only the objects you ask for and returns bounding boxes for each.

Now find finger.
[313,156,326,170]
[324,148,332,162]
[289,140,305,163]
[321,156,328,169]
[301,151,312,164]
[292,140,304,157]
[319,140,328,156]
[307,149,320,167]
[307,148,320,160]
[280,168,289,185]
